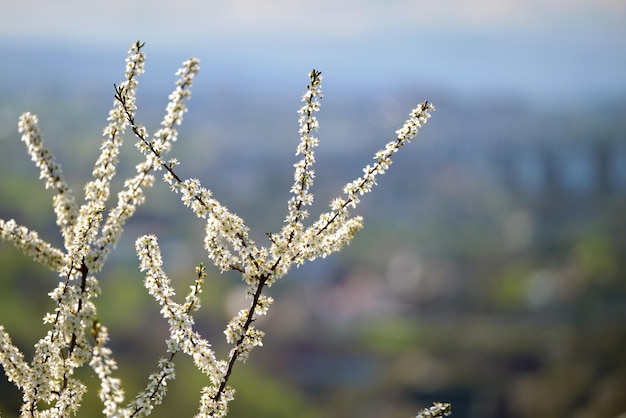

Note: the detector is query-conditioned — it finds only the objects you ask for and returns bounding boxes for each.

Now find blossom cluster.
[415,402,452,417]
[0,41,439,417]
[122,63,434,415]
[0,41,191,417]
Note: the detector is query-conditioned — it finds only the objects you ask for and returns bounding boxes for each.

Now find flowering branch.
[119,62,434,415]
[0,40,442,417]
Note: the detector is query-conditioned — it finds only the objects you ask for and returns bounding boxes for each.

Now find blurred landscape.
[1,40,626,418]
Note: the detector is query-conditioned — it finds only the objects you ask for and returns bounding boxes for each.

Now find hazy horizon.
[1,1,625,104]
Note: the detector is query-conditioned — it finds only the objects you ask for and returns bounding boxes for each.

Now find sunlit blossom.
[0,40,435,417]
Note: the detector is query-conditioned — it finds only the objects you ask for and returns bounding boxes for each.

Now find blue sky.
[1,0,625,103]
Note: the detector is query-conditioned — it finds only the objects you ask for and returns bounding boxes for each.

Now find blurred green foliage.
[1,91,625,417]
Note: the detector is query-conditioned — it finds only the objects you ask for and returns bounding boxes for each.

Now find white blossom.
[18,112,79,248]
[0,40,436,418]
[0,219,66,272]
[415,402,452,417]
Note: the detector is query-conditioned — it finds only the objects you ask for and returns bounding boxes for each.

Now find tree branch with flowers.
[0,41,448,417]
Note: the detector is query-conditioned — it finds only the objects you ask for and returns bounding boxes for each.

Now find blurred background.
[1,1,625,417]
